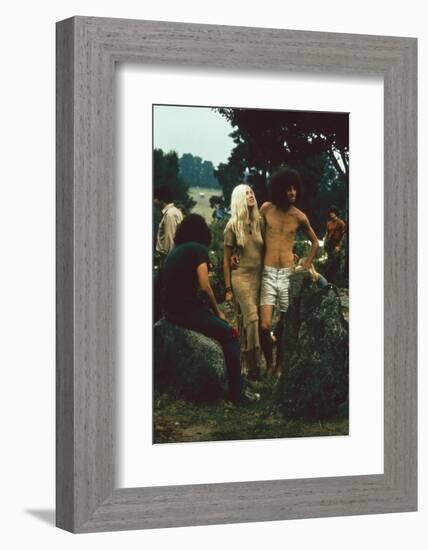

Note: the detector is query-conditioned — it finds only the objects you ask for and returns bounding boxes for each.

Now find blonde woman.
[223,184,264,380]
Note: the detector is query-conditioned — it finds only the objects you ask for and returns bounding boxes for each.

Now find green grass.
[188,186,220,222]
[154,378,349,444]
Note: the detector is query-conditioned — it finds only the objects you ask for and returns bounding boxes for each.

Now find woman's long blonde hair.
[226,183,259,247]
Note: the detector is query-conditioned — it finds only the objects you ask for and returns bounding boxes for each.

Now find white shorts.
[260,266,293,312]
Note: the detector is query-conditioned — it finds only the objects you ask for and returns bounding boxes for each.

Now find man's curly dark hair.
[270,168,301,209]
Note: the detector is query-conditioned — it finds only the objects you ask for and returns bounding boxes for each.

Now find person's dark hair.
[328,205,339,215]
[174,214,211,247]
[270,168,301,208]
[154,185,174,204]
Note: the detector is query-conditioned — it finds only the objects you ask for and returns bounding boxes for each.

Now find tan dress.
[224,218,264,378]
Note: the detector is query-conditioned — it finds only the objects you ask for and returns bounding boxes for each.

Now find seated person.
[162,213,258,402]
[296,256,328,288]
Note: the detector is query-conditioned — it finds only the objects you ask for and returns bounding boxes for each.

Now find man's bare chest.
[265,212,299,238]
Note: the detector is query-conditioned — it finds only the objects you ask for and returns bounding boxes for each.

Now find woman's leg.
[232,271,262,380]
[259,304,274,375]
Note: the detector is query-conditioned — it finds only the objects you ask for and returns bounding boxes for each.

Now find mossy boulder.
[154,318,227,402]
[276,271,349,420]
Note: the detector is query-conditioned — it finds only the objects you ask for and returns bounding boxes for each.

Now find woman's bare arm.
[223,245,233,292]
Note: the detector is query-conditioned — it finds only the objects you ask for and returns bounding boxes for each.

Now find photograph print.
[153,104,349,444]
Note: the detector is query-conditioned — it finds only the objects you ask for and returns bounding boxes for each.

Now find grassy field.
[189,186,220,222]
[154,376,349,444]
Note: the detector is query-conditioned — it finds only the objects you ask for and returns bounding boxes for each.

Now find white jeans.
[260,266,293,312]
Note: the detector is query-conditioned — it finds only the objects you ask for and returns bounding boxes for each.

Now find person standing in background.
[323,206,346,284]
[162,214,258,402]
[154,185,184,264]
[153,185,183,322]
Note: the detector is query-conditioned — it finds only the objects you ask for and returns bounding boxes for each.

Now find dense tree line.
[153,149,196,212]
[179,153,220,189]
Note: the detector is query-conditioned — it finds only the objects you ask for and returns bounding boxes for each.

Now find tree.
[292,152,346,234]
[209,195,224,208]
[153,149,195,213]
[214,108,349,233]
[179,153,220,188]
[200,160,218,188]
[213,162,243,205]
[216,108,348,181]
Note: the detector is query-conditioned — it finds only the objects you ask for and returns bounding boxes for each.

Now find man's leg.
[178,310,242,401]
[325,247,338,284]
[275,268,292,376]
[260,304,274,376]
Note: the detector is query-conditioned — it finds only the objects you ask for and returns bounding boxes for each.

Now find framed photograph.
[151,103,350,445]
[56,16,417,532]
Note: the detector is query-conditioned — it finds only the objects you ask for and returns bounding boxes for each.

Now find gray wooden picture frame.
[56,16,417,533]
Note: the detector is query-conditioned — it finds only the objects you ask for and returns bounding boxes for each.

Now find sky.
[153,105,235,168]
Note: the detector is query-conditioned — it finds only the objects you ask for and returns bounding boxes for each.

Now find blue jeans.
[317,274,328,288]
[167,309,242,401]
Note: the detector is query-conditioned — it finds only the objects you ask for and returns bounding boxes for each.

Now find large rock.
[275,271,349,420]
[154,318,227,402]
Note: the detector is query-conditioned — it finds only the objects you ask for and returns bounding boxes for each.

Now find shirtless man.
[259,168,319,375]
[323,206,346,283]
